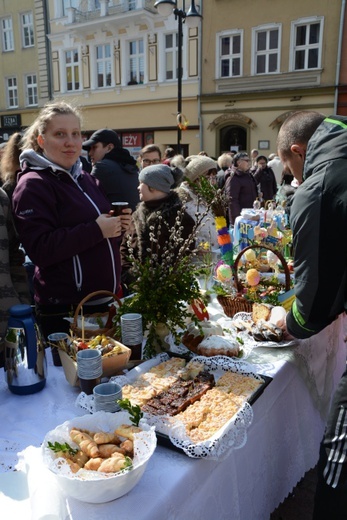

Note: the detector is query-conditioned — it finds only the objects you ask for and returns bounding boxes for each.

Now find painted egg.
[216,264,233,282]
[246,268,261,286]
[244,249,256,262]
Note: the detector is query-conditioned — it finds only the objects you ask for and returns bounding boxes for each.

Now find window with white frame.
[1,17,14,52]
[96,44,112,88]
[62,0,81,16]
[165,33,178,80]
[253,24,281,74]
[128,39,144,84]
[25,74,37,106]
[65,49,80,91]
[218,31,242,78]
[291,18,323,71]
[21,12,34,48]
[6,77,18,108]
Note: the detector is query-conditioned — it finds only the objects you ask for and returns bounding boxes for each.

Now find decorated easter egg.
[216,264,233,283]
[246,268,261,286]
[266,250,279,267]
[244,249,256,262]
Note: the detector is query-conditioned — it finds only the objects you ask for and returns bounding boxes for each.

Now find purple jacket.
[225,168,258,224]
[12,152,121,305]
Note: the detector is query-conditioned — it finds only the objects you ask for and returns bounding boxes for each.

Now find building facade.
[0,0,50,141]
[199,0,346,157]
[0,1,345,157]
[47,0,201,157]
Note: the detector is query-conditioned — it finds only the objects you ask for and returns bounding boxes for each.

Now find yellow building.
[0,1,345,158]
[200,0,345,157]
[0,0,50,141]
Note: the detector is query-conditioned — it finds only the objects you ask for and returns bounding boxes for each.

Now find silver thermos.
[4,304,47,395]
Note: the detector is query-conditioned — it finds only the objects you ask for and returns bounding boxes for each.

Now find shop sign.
[1,114,21,128]
[122,133,142,148]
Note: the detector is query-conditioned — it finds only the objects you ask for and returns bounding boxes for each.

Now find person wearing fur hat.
[225,152,258,224]
[178,155,219,249]
[121,163,194,286]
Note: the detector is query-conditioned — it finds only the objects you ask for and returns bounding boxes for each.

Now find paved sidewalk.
[270,466,317,519]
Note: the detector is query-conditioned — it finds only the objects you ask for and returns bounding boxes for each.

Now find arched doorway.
[220,125,247,154]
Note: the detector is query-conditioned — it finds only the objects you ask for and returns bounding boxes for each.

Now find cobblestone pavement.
[270,466,317,520]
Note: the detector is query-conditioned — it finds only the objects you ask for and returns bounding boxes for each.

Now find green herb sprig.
[47,441,78,455]
[117,398,143,426]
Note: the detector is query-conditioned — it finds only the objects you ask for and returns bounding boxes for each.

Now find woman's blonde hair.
[21,101,81,152]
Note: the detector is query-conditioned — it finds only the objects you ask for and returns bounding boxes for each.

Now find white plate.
[231,312,298,349]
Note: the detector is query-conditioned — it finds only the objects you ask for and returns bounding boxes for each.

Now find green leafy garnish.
[236,336,244,345]
[47,441,78,455]
[117,398,143,426]
[123,456,133,469]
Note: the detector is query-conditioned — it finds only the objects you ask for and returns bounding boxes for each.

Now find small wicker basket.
[217,244,291,318]
[71,290,122,339]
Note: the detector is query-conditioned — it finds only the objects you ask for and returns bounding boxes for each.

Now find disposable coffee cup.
[93,382,122,413]
[47,332,70,367]
[121,313,143,360]
[111,202,129,216]
[77,349,102,395]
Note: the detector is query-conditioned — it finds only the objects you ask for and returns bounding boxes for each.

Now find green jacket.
[287,116,347,338]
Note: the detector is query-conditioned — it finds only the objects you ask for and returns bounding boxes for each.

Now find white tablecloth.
[0,313,346,520]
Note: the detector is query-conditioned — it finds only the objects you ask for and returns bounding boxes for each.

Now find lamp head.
[154,0,177,17]
[186,0,202,28]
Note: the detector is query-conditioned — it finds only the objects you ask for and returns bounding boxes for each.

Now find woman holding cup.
[12,101,132,340]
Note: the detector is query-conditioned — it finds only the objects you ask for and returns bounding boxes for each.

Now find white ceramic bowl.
[42,411,157,503]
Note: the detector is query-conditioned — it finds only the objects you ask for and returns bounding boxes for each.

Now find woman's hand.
[96,214,122,238]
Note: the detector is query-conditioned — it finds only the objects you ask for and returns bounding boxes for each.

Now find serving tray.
[111,353,272,459]
[155,371,272,455]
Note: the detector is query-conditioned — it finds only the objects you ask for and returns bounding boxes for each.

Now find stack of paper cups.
[93,382,122,413]
[76,349,102,395]
[121,313,143,360]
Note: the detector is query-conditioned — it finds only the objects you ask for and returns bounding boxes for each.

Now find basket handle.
[232,244,291,293]
[72,290,122,329]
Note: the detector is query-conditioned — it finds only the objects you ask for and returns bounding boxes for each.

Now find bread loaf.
[252,303,272,323]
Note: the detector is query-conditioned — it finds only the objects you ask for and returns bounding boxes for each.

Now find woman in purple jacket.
[12,101,131,339]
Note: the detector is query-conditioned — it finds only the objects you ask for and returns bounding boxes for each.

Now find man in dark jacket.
[83,129,140,211]
[277,111,347,519]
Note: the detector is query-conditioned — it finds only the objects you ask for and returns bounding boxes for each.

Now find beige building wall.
[0,0,49,140]
[200,0,342,157]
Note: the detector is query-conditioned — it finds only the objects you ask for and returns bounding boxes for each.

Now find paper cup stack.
[121,313,143,359]
[93,382,122,413]
[76,349,102,394]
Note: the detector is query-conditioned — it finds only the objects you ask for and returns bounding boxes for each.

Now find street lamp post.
[154,0,202,155]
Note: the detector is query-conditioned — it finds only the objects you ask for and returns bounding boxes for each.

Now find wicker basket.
[70,290,122,339]
[217,244,291,318]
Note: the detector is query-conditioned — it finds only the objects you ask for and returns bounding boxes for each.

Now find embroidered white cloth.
[0,313,346,520]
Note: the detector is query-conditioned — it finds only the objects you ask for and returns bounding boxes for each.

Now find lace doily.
[42,411,156,480]
[108,354,262,458]
[232,312,298,348]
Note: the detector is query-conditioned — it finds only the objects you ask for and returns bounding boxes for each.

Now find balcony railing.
[69,0,157,24]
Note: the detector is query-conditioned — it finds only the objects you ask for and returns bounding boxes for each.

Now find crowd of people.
[0,100,346,518]
[0,102,298,349]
